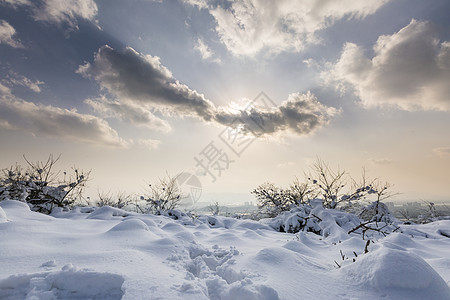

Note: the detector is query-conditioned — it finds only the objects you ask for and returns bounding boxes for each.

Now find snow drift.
[0,200,449,299]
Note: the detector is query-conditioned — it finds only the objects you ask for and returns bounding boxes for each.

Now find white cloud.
[323,19,450,111]
[3,72,44,93]
[0,95,129,148]
[277,161,296,169]
[433,147,450,158]
[0,19,23,48]
[1,0,97,29]
[85,96,171,133]
[33,0,97,28]
[0,119,15,129]
[136,138,161,150]
[194,38,221,63]
[0,83,11,95]
[184,0,389,56]
[368,157,393,165]
[0,0,30,7]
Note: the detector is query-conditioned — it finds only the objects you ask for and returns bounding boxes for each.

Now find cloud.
[368,157,393,165]
[277,161,296,169]
[0,0,30,8]
[136,138,161,150]
[0,94,129,148]
[0,83,11,95]
[77,45,217,122]
[79,45,338,137]
[33,0,97,28]
[184,0,389,56]
[433,147,450,158]
[2,72,44,93]
[1,0,97,29]
[214,92,340,136]
[194,38,221,63]
[0,19,23,48]
[84,96,171,132]
[323,19,450,111]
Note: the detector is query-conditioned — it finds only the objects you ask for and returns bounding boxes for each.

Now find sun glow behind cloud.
[0,0,449,202]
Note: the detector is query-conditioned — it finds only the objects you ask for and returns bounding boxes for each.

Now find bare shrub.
[137,173,182,214]
[0,154,89,214]
[207,201,221,216]
[95,191,132,209]
[251,182,292,217]
[252,158,397,217]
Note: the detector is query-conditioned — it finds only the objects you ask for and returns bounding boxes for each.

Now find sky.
[0,0,450,205]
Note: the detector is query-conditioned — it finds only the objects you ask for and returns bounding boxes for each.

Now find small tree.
[306,158,347,209]
[251,182,293,217]
[289,177,318,205]
[207,201,221,216]
[0,154,89,214]
[307,159,396,210]
[138,173,182,214]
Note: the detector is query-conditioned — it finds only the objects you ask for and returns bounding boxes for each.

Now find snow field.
[0,200,449,299]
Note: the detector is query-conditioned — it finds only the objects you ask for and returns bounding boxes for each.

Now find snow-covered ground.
[0,200,449,300]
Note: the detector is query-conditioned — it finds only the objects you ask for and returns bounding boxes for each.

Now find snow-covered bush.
[261,199,363,241]
[306,159,397,209]
[359,201,396,224]
[252,158,397,217]
[0,155,89,214]
[261,204,321,233]
[343,199,401,240]
[260,197,401,243]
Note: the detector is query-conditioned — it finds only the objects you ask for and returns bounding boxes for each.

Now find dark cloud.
[214,92,340,136]
[0,94,129,148]
[79,45,338,136]
[77,45,216,122]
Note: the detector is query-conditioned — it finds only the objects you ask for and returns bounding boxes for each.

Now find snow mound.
[382,232,418,251]
[162,221,187,232]
[282,240,319,258]
[40,260,57,269]
[195,215,272,231]
[86,206,131,220]
[108,218,149,232]
[222,279,279,300]
[438,229,450,238]
[0,207,7,223]
[197,215,226,228]
[0,200,30,212]
[234,220,273,231]
[344,247,450,299]
[0,264,124,300]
